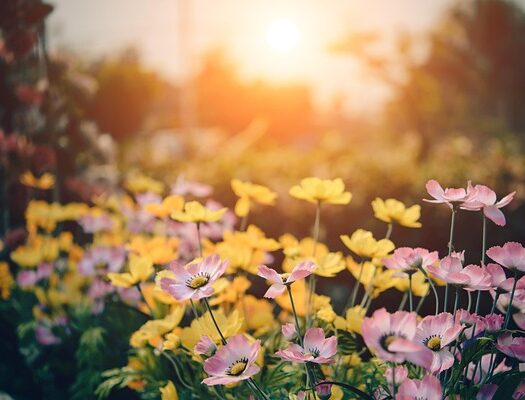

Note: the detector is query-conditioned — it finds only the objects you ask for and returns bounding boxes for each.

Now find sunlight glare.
[266,19,299,52]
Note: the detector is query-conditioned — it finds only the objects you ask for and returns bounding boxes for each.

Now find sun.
[266,19,299,52]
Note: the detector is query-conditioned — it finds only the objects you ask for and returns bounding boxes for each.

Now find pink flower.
[361,308,433,368]
[195,335,217,357]
[486,263,518,292]
[396,375,442,400]
[276,327,337,364]
[282,323,297,340]
[426,256,491,290]
[374,366,408,398]
[454,309,485,337]
[78,246,126,276]
[416,313,462,372]
[424,179,477,208]
[487,242,525,273]
[202,334,260,385]
[160,254,228,301]
[461,182,515,226]
[483,314,504,332]
[315,381,332,399]
[466,354,510,383]
[383,247,439,277]
[496,333,525,361]
[257,261,315,298]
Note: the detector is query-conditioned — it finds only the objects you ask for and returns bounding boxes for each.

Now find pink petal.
[496,191,516,208]
[425,180,445,201]
[257,265,282,284]
[263,284,286,298]
[484,205,506,226]
[288,261,315,282]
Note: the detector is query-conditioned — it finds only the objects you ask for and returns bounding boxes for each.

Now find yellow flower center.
[227,358,248,376]
[426,336,442,351]
[187,274,210,289]
[384,335,396,347]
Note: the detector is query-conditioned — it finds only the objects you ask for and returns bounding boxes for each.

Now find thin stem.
[419,267,439,315]
[240,214,248,232]
[287,285,304,346]
[385,223,393,240]
[466,290,472,313]
[398,292,408,311]
[162,352,193,390]
[312,202,321,257]
[348,262,364,309]
[490,291,500,315]
[408,273,413,312]
[474,290,481,316]
[248,378,271,400]
[415,292,426,314]
[444,207,457,313]
[307,202,321,326]
[392,362,397,398]
[452,287,459,315]
[203,298,227,345]
[196,222,203,257]
[481,214,487,265]
[504,271,518,329]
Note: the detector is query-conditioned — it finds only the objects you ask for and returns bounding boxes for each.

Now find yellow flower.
[20,171,55,190]
[130,306,185,348]
[144,195,184,218]
[211,276,251,305]
[231,179,277,217]
[289,177,352,205]
[180,309,243,349]
[128,236,179,265]
[162,333,181,350]
[125,174,165,194]
[346,306,366,334]
[171,201,227,223]
[108,254,154,288]
[371,198,422,228]
[394,270,429,297]
[10,244,43,268]
[0,262,14,300]
[236,294,275,336]
[340,229,395,260]
[160,381,179,400]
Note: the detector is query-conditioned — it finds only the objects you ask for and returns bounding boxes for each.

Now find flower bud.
[315,382,332,400]
[282,323,297,340]
[194,335,217,357]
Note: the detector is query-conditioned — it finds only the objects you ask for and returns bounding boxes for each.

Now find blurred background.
[3,0,525,293]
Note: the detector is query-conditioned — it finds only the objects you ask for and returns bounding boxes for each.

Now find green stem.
[240,214,248,232]
[504,271,518,329]
[196,222,203,258]
[444,208,457,313]
[287,285,304,346]
[385,223,393,240]
[398,292,408,311]
[348,262,364,309]
[203,298,227,345]
[408,273,413,312]
[161,352,193,390]
[419,267,439,315]
[452,286,459,315]
[307,202,321,326]
[392,362,397,397]
[490,291,500,315]
[466,290,472,313]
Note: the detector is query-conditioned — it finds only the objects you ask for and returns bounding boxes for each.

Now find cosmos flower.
[383,247,438,277]
[171,201,227,223]
[487,242,525,274]
[340,229,395,260]
[423,179,477,207]
[159,254,228,301]
[361,308,432,368]
[257,261,316,298]
[371,198,422,228]
[289,177,352,205]
[415,313,462,372]
[78,246,126,276]
[231,179,277,217]
[396,375,442,400]
[426,256,492,290]
[202,334,261,385]
[276,327,337,364]
[194,335,217,357]
[461,182,515,226]
[496,333,525,361]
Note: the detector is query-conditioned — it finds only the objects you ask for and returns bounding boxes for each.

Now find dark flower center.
[186,272,210,289]
[227,357,248,376]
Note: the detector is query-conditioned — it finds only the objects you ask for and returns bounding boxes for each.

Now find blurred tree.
[87,49,162,141]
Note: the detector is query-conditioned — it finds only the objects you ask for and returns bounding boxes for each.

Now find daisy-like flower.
[423,179,478,207]
[231,179,277,218]
[340,229,395,260]
[461,182,515,226]
[487,242,525,274]
[289,177,352,205]
[396,375,442,400]
[202,334,261,385]
[426,256,492,290]
[374,366,408,399]
[486,263,518,293]
[415,313,462,372]
[276,327,337,364]
[361,308,432,368]
[371,198,422,228]
[454,309,485,338]
[107,254,154,288]
[171,201,227,223]
[159,254,228,301]
[497,333,525,361]
[383,247,438,277]
[257,261,316,298]
[78,246,126,276]
[194,335,217,357]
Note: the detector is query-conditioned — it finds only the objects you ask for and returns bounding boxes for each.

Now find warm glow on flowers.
[371,198,422,228]
[107,254,154,288]
[289,177,352,205]
[231,179,277,217]
[462,182,515,226]
[20,171,55,189]
[180,309,243,349]
[340,229,395,260]
[128,236,179,265]
[257,261,315,298]
[171,201,227,223]
[144,195,184,218]
[125,174,165,194]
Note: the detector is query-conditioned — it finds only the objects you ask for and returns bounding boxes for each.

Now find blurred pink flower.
[424,179,477,208]
[171,178,212,198]
[497,333,525,361]
[383,247,439,277]
[427,256,491,290]
[276,327,337,364]
[257,261,315,298]
[195,335,217,357]
[281,323,297,340]
[78,246,126,276]
[466,354,510,383]
[487,242,525,273]
[462,182,515,226]
[202,334,260,385]
[361,308,432,368]
[454,309,485,337]
[160,254,228,301]
[396,375,442,400]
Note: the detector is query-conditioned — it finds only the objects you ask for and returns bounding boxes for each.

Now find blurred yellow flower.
[393,270,429,297]
[211,276,251,305]
[180,308,243,349]
[108,254,154,288]
[345,306,366,334]
[10,244,43,268]
[171,201,227,223]
[371,198,422,228]
[160,381,179,400]
[20,171,55,190]
[231,179,277,217]
[340,229,395,260]
[125,174,165,194]
[289,177,352,205]
[162,333,181,350]
[236,294,275,336]
[128,236,179,265]
[144,195,184,218]
[130,306,185,348]
[0,262,14,300]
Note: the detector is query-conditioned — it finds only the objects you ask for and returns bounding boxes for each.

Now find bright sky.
[47,0,483,114]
